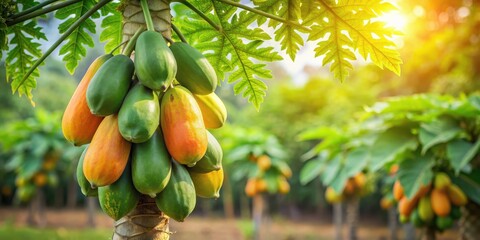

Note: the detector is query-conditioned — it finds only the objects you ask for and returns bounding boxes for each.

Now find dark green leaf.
[321,155,342,185]
[344,148,369,177]
[451,171,480,205]
[398,154,434,199]
[447,139,480,174]
[370,127,418,171]
[299,157,324,185]
[419,117,463,154]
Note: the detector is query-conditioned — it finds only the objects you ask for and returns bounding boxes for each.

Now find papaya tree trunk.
[422,226,436,240]
[388,207,398,240]
[86,197,97,227]
[333,203,343,240]
[67,178,78,208]
[345,198,359,240]
[252,194,264,240]
[403,223,416,240]
[460,201,480,240]
[114,1,173,238]
[222,174,235,219]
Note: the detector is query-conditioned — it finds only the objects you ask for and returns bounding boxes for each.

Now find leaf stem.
[140,0,155,31]
[175,0,221,32]
[110,40,129,55]
[122,26,145,56]
[6,0,83,27]
[14,0,112,93]
[171,24,187,43]
[216,0,310,31]
[11,0,59,19]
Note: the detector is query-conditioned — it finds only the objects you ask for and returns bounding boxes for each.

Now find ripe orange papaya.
[193,93,227,129]
[189,168,224,198]
[245,178,257,197]
[343,179,356,195]
[431,188,451,217]
[83,115,131,187]
[33,172,47,187]
[161,86,207,166]
[353,173,366,189]
[398,196,417,217]
[257,155,271,171]
[393,180,404,201]
[62,54,111,146]
[256,178,268,192]
[447,184,467,206]
[380,197,394,209]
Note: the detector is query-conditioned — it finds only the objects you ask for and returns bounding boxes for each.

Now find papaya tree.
[219,125,291,240]
[302,94,480,240]
[1,0,402,238]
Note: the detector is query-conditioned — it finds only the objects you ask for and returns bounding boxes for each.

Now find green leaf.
[55,0,100,74]
[344,148,369,177]
[370,127,418,171]
[321,155,342,186]
[177,1,282,109]
[447,139,480,174]
[419,117,463,154]
[299,156,324,185]
[398,154,434,199]
[100,2,122,54]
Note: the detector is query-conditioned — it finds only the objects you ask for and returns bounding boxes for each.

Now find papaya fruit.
[353,173,366,189]
[436,216,453,230]
[399,214,409,224]
[414,184,431,199]
[33,172,47,187]
[189,168,224,198]
[193,93,227,129]
[431,188,451,217]
[389,164,399,176]
[418,196,434,222]
[135,31,176,91]
[447,184,467,206]
[155,162,196,222]
[170,42,217,94]
[132,129,172,198]
[188,131,222,173]
[118,84,160,143]
[17,184,35,202]
[83,115,131,187]
[86,54,134,116]
[411,208,425,227]
[257,155,271,171]
[380,197,394,209]
[98,161,140,221]
[277,177,290,194]
[256,178,268,192]
[76,147,97,197]
[343,179,356,195]
[393,180,404,201]
[434,172,451,190]
[161,86,207,166]
[245,178,257,197]
[398,196,417,217]
[62,54,111,146]
[277,161,292,178]
[325,187,343,204]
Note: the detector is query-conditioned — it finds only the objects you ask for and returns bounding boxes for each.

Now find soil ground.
[0,208,458,240]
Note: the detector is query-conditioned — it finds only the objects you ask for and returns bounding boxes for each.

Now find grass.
[0,223,111,240]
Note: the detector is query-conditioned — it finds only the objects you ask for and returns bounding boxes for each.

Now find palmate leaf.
[55,0,100,74]
[176,0,282,109]
[100,2,122,54]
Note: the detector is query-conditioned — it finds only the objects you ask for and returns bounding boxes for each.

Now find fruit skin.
[393,180,404,201]
[277,161,292,178]
[76,147,97,197]
[62,54,111,146]
[118,84,160,143]
[33,172,47,187]
[398,196,417,217]
[399,214,409,223]
[436,216,453,230]
[189,168,224,198]
[245,178,257,197]
[193,93,227,129]
[98,161,139,221]
[170,42,217,94]
[380,197,394,209]
[343,179,356,195]
[411,209,425,227]
[161,86,207,166]
[257,155,271,171]
[256,178,268,192]
[447,184,467,206]
[155,162,196,222]
[83,115,131,187]
[418,196,434,222]
[277,177,290,194]
[132,129,172,198]
[86,54,134,116]
[431,188,451,217]
[188,131,222,173]
[325,187,343,204]
[353,173,366,189]
[434,172,451,190]
[135,31,176,91]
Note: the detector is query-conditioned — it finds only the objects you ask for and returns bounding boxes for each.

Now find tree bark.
[67,178,78,208]
[345,198,359,240]
[423,226,436,240]
[388,207,398,240]
[403,223,416,240]
[460,201,480,240]
[333,203,343,240]
[222,174,235,219]
[252,194,264,240]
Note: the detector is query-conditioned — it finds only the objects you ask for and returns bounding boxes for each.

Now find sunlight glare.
[378,11,409,32]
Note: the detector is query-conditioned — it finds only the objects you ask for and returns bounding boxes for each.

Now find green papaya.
[188,131,222,173]
[411,208,425,227]
[155,161,196,222]
[418,196,434,222]
[170,42,217,94]
[450,205,461,220]
[135,31,176,91]
[118,84,160,143]
[436,216,453,230]
[76,147,97,197]
[132,129,172,198]
[98,161,139,221]
[87,54,134,116]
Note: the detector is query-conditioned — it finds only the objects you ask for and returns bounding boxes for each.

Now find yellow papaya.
[380,197,394,209]
[431,188,451,217]
[353,173,366,189]
[393,180,404,201]
[189,168,224,198]
[256,178,268,192]
[245,178,257,197]
[161,86,207,166]
[277,161,292,179]
[257,155,271,171]
[325,187,343,204]
[62,54,111,146]
[418,196,434,222]
[434,172,451,190]
[83,115,131,187]
[278,177,290,194]
[447,184,467,206]
[193,93,227,129]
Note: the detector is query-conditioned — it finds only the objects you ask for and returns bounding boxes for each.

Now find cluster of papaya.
[325,173,368,204]
[62,27,227,222]
[391,172,467,231]
[244,154,292,197]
